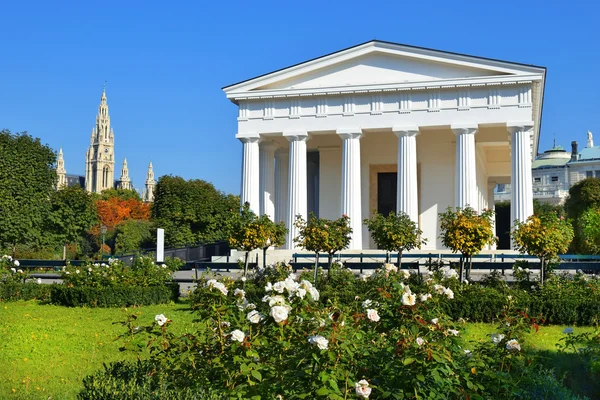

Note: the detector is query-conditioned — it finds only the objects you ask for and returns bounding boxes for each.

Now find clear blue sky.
[1,0,598,195]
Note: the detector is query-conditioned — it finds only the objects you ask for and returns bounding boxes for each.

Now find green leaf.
[251,370,262,381]
[403,357,415,365]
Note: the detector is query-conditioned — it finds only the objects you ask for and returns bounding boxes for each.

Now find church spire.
[56,148,67,189]
[118,158,132,190]
[85,85,115,193]
[143,162,156,202]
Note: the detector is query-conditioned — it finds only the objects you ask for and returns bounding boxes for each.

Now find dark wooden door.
[377,172,397,217]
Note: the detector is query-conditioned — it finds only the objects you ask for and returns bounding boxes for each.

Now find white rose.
[270,305,289,323]
[268,295,287,307]
[241,276,247,282]
[362,299,373,309]
[448,329,459,336]
[75,270,80,274]
[36,278,42,284]
[420,293,432,302]
[247,310,263,324]
[355,379,371,399]
[296,288,307,299]
[234,288,246,299]
[366,309,380,322]
[444,288,454,299]
[155,314,168,326]
[88,267,92,272]
[491,333,505,344]
[416,337,425,346]
[433,284,445,294]
[402,292,416,306]
[300,279,313,290]
[273,281,286,293]
[308,335,329,350]
[431,318,439,325]
[17,269,23,274]
[13,260,20,267]
[10,268,16,273]
[506,339,521,352]
[308,287,320,301]
[265,282,273,292]
[230,329,245,343]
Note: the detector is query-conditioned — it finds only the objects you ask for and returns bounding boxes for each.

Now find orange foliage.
[91,197,150,234]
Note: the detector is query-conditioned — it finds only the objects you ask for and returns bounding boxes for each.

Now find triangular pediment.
[224,41,545,95]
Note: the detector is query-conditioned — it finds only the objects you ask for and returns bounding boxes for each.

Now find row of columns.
[239,122,534,250]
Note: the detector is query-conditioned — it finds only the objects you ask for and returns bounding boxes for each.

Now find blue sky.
[1,0,598,195]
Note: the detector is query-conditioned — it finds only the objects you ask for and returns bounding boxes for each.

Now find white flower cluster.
[265,275,320,302]
[206,279,228,296]
[308,335,329,350]
[505,339,521,352]
[440,266,458,280]
[355,379,372,398]
[433,284,454,299]
[230,329,245,343]
[401,284,416,306]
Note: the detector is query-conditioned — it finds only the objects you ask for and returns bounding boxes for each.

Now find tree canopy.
[0,129,57,252]
[151,176,240,246]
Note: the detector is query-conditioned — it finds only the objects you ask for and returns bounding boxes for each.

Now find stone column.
[487,183,497,250]
[238,134,260,213]
[509,123,534,225]
[452,124,478,209]
[284,131,309,249]
[274,147,289,225]
[393,126,420,223]
[259,141,277,220]
[337,128,363,250]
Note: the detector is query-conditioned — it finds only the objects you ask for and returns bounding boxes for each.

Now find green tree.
[439,207,496,281]
[100,188,142,201]
[294,213,352,284]
[0,130,57,254]
[533,199,564,217]
[228,205,286,277]
[364,211,427,267]
[151,176,240,246]
[577,208,600,254]
[47,186,98,259]
[512,213,574,283]
[114,219,154,255]
[565,178,600,252]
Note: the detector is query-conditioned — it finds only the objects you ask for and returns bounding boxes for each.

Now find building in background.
[56,87,156,201]
[495,131,599,205]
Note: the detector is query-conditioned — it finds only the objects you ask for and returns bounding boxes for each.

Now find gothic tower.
[56,147,67,189]
[143,161,156,202]
[85,86,115,193]
[118,158,132,190]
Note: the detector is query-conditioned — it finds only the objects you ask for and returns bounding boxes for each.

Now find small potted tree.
[512,213,573,284]
[364,211,427,268]
[439,206,496,281]
[294,213,352,285]
[258,215,287,267]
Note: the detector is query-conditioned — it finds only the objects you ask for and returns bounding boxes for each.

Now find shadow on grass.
[536,350,600,399]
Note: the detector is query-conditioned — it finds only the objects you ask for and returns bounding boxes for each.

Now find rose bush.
[81,262,584,399]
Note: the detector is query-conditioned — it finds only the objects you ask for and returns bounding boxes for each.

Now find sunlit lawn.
[0,300,197,400]
[0,301,596,399]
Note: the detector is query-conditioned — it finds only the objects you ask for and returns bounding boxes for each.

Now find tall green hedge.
[0,282,52,302]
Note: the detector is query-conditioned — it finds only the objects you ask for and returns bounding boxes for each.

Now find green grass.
[0,300,197,399]
[1,302,597,400]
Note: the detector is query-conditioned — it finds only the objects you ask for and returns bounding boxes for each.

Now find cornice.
[226,74,541,102]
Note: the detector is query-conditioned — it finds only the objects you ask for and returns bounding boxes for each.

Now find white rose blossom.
[36,278,42,284]
[416,337,425,346]
[447,329,459,336]
[420,293,432,302]
[366,309,380,322]
[206,279,228,296]
[273,281,286,293]
[230,329,245,343]
[491,333,505,344]
[155,314,168,326]
[10,268,16,273]
[431,318,439,325]
[433,284,445,295]
[234,288,246,299]
[13,260,20,267]
[444,288,454,299]
[505,339,521,352]
[17,269,23,274]
[308,287,320,301]
[362,299,373,309]
[296,288,307,299]
[402,292,417,306]
[308,335,329,350]
[247,310,264,324]
[270,305,289,323]
[355,379,372,399]
[265,282,273,292]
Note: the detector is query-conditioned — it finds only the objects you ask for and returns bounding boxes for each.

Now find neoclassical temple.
[223,40,546,250]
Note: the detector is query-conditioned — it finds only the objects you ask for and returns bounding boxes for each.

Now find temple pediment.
[224,40,545,97]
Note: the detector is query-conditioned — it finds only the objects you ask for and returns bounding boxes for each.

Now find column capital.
[237,132,260,143]
[283,130,309,142]
[451,123,478,136]
[337,127,363,140]
[259,139,278,150]
[506,121,534,134]
[392,125,420,137]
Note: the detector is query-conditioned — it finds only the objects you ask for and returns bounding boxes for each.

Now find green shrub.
[50,283,179,307]
[0,282,51,302]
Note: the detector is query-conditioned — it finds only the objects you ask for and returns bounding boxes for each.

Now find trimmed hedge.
[49,283,180,307]
[0,282,52,302]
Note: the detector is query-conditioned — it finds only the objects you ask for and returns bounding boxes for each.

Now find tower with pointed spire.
[118,158,132,190]
[85,84,115,193]
[56,148,67,189]
[143,162,156,202]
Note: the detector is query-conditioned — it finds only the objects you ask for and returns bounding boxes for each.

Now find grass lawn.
[0,301,596,399]
[0,300,197,400]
